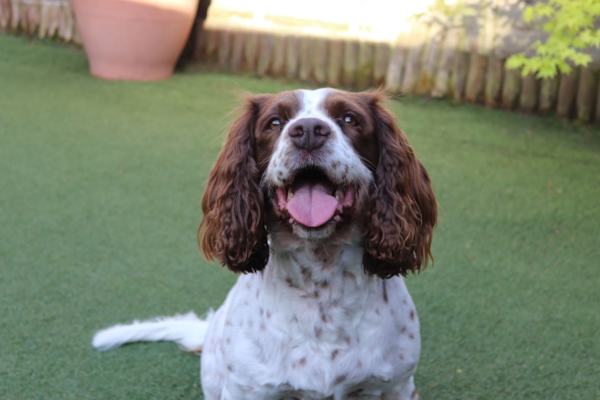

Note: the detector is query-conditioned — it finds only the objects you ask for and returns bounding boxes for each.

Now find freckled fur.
[93,88,435,400]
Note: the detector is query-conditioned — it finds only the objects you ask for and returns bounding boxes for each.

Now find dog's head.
[199,89,437,278]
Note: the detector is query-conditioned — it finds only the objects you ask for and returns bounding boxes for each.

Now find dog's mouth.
[274,167,356,229]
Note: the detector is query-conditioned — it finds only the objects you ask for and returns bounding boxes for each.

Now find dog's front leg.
[381,375,419,400]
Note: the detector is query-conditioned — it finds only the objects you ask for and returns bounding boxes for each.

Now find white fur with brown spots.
[93,89,434,400]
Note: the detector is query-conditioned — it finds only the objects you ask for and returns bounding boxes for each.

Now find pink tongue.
[287,181,338,228]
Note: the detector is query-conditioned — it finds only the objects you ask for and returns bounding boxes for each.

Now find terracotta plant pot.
[72,0,199,81]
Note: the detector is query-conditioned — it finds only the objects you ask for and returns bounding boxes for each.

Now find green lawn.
[1,34,599,400]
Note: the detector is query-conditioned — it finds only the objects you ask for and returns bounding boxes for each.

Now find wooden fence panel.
[342,39,359,88]
[401,24,428,95]
[576,67,598,123]
[451,51,470,101]
[465,53,487,102]
[59,2,74,41]
[257,33,274,77]
[285,35,300,80]
[501,67,521,110]
[484,57,503,107]
[27,3,39,36]
[538,77,559,115]
[5,4,600,124]
[205,27,219,63]
[270,34,286,77]
[385,35,409,93]
[595,82,600,126]
[313,37,328,85]
[519,73,538,113]
[230,30,245,72]
[193,24,208,61]
[327,39,344,87]
[357,41,375,89]
[299,36,315,82]
[243,31,258,72]
[217,29,232,71]
[373,42,391,88]
[416,27,444,95]
[432,29,458,98]
[0,0,11,33]
[556,68,580,119]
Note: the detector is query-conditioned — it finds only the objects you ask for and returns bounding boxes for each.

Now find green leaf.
[506,54,526,70]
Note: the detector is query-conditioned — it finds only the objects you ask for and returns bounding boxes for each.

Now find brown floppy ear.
[362,93,437,278]
[198,96,269,273]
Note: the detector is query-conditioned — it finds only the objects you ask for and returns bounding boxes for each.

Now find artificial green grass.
[0,34,599,400]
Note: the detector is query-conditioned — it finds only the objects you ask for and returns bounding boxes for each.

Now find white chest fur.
[201,238,421,400]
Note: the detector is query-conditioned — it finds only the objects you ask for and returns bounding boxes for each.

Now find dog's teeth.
[287,188,294,201]
[334,189,343,201]
[289,218,295,224]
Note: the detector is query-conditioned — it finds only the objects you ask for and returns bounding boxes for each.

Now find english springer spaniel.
[93,89,437,400]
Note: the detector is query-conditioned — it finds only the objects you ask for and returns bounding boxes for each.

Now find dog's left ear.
[361,92,437,278]
[198,95,271,273]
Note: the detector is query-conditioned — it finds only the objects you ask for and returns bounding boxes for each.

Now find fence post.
[484,0,503,108]
[464,54,487,103]
[10,0,20,31]
[312,37,328,85]
[556,68,580,119]
[432,28,459,98]
[257,32,274,77]
[230,30,246,72]
[270,34,287,77]
[449,23,468,102]
[385,33,409,93]
[595,79,600,126]
[299,36,315,82]
[192,22,208,62]
[217,29,232,71]
[484,57,503,107]
[451,51,470,102]
[205,27,219,64]
[373,42,391,88]
[519,73,538,113]
[466,0,495,103]
[243,31,258,72]
[357,40,375,89]
[417,25,444,95]
[285,35,301,80]
[576,67,598,123]
[327,38,344,87]
[501,66,521,110]
[0,0,11,33]
[538,77,559,115]
[401,23,428,95]
[342,39,359,88]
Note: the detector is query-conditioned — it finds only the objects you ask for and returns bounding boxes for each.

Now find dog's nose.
[288,118,331,151]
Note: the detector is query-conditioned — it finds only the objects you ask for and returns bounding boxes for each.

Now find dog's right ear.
[199,95,271,273]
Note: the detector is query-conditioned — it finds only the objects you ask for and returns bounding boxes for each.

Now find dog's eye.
[344,115,357,126]
[268,119,281,130]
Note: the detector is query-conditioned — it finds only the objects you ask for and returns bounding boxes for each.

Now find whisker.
[256,155,272,169]
[357,154,376,171]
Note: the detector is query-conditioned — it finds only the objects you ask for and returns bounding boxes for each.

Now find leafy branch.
[411,0,476,32]
[506,0,600,78]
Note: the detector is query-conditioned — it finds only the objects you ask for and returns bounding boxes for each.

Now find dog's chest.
[212,246,421,399]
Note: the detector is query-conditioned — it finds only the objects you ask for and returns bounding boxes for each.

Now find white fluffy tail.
[92,311,213,352]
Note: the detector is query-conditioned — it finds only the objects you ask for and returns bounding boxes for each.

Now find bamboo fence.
[2,0,599,124]
[0,0,79,42]
[193,22,600,124]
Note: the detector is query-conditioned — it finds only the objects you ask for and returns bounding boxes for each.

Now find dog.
[93,88,437,400]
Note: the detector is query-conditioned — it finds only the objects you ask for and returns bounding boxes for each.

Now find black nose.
[288,118,331,151]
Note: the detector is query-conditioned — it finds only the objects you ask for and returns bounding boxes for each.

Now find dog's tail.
[92,311,214,352]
